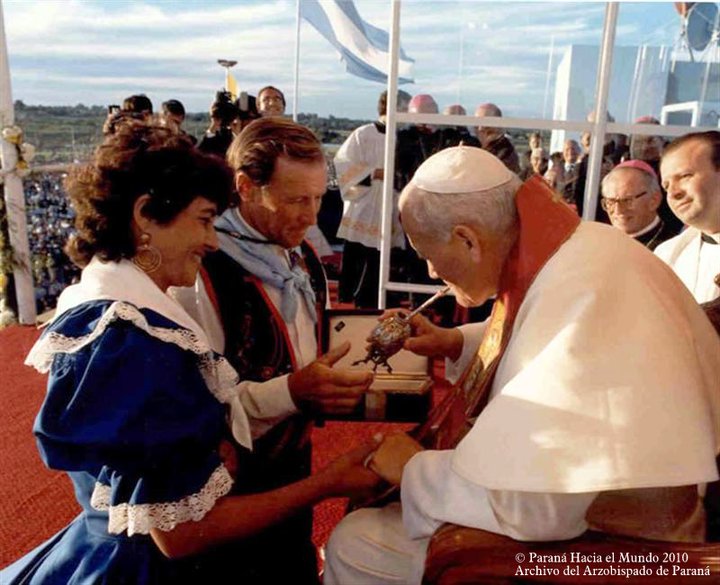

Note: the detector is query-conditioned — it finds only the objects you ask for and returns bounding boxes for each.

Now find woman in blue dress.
[2,123,381,584]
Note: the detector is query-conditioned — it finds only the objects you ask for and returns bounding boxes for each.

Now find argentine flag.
[301,0,415,84]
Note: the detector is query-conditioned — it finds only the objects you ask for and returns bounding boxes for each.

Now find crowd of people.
[331,92,715,320]
[2,87,339,319]
[24,173,80,313]
[1,85,719,585]
[2,90,716,323]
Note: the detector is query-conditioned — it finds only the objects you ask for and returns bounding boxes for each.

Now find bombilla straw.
[403,286,451,320]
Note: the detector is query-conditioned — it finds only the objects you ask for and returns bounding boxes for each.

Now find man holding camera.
[102,94,153,135]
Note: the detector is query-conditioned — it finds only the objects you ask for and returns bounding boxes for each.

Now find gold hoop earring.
[132,232,162,273]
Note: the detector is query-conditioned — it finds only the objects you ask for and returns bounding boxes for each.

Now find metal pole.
[292,0,301,122]
[378,0,402,310]
[583,2,618,221]
[0,0,36,324]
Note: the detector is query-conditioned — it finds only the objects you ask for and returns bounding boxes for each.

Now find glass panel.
[613,2,720,127]
[398,1,606,121]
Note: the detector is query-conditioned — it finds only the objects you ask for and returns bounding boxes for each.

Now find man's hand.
[376,309,464,362]
[288,341,373,415]
[367,432,424,486]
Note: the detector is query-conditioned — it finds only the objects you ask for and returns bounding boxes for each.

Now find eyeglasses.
[600,191,648,212]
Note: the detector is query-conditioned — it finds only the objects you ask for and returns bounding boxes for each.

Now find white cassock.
[324,222,720,585]
[334,122,404,250]
[654,227,720,303]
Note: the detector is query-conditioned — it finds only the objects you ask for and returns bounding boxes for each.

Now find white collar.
[55,257,210,346]
[44,257,253,450]
[629,215,661,238]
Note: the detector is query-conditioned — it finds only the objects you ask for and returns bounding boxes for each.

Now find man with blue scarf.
[174,118,373,583]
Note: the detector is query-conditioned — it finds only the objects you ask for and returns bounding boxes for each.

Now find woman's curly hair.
[65,122,234,267]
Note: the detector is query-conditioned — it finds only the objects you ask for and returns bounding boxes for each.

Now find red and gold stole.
[415,176,581,450]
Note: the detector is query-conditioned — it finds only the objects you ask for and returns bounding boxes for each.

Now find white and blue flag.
[300,0,414,84]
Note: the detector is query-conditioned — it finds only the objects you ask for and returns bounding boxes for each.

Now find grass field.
[13,102,366,165]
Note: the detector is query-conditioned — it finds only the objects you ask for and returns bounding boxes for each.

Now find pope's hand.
[318,434,385,498]
[375,309,463,361]
[367,432,424,486]
[288,341,373,415]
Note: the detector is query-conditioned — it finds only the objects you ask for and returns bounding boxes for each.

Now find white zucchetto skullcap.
[410,145,514,194]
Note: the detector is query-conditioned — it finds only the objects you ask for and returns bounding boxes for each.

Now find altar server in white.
[333,90,410,307]
[324,146,720,585]
[655,131,720,303]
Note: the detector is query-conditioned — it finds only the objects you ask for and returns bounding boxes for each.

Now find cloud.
[2,0,685,119]
[4,0,286,37]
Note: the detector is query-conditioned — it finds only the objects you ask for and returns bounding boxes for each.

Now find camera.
[108,104,121,115]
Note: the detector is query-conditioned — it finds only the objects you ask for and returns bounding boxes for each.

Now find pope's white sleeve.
[444,322,488,384]
[401,450,596,541]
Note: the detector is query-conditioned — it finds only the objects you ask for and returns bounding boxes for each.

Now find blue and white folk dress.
[2,260,252,584]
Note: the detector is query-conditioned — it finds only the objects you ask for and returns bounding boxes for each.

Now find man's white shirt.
[172,214,329,439]
[655,227,720,303]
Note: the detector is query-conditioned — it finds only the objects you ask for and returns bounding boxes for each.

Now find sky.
[1,0,703,120]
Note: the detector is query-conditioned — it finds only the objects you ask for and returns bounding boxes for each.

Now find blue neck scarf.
[214,209,317,324]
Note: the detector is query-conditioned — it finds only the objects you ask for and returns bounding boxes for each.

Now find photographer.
[102,94,154,136]
[198,90,240,157]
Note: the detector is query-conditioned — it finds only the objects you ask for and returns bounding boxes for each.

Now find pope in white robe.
[323,146,720,585]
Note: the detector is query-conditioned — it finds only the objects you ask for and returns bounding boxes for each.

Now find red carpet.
[0,325,79,567]
[0,324,432,568]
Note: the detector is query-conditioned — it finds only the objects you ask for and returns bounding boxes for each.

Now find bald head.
[563,139,580,164]
[475,103,502,118]
[474,103,503,147]
[408,94,439,114]
[443,104,467,116]
[586,109,614,123]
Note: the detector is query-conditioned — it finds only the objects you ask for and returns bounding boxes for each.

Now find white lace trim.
[90,464,234,536]
[25,301,238,405]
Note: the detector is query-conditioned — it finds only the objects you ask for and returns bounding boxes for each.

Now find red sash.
[414,176,581,449]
